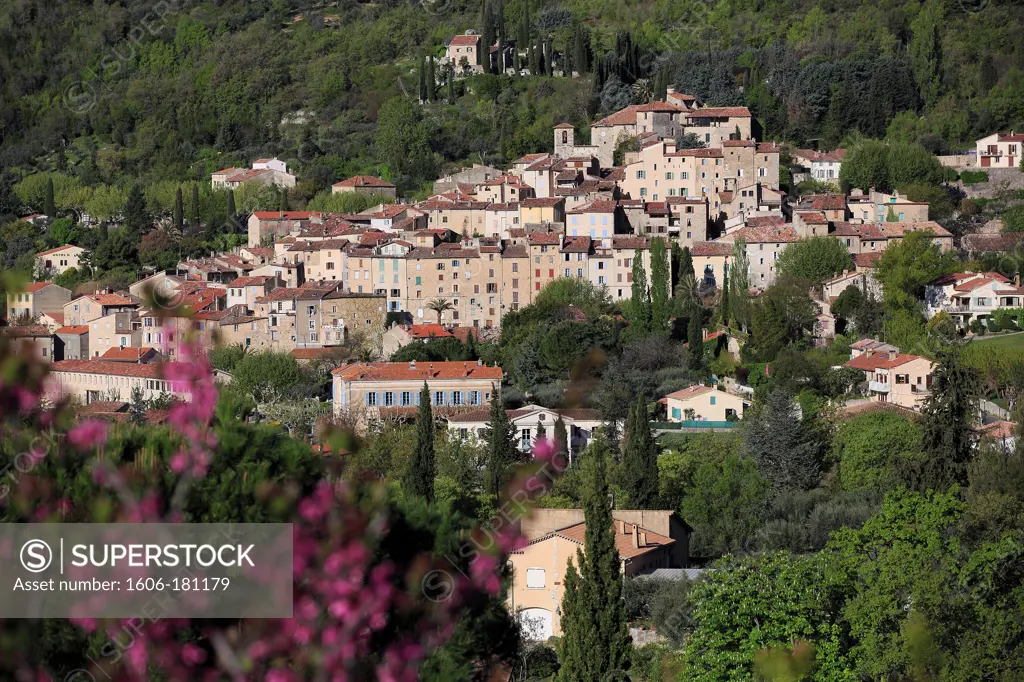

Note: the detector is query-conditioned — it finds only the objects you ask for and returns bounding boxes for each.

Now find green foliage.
[747,275,818,361]
[915,345,980,491]
[484,387,518,496]
[833,412,924,491]
[230,350,306,402]
[875,231,958,309]
[630,248,651,335]
[1000,205,1024,233]
[775,237,853,284]
[619,398,659,508]
[404,383,436,502]
[306,191,395,213]
[557,437,632,680]
[840,140,945,193]
[683,552,850,682]
[742,387,824,492]
[960,170,989,186]
[650,237,670,333]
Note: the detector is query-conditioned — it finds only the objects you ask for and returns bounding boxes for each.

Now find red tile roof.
[0,325,51,338]
[405,324,455,339]
[691,241,734,257]
[36,244,83,257]
[688,106,751,118]
[100,347,159,362]
[56,325,90,335]
[664,384,716,400]
[290,348,339,361]
[448,34,481,46]
[252,211,319,220]
[333,175,394,189]
[332,361,503,381]
[854,252,882,268]
[518,521,674,561]
[226,276,274,288]
[50,360,165,378]
[23,282,53,293]
[844,352,928,371]
[728,224,800,243]
[522,197,564,208]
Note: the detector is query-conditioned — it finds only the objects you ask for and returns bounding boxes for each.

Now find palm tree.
[631,78,654,103]
[427,298,454,324]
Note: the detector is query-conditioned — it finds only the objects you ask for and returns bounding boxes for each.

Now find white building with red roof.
[976,132,1024,169]
[662,384,750,422]
[211,158,295,191]
[35,244,85,278]
[844,346,934,410]
[924,271,1024,327]
[445,31,483,73]
[45,359,190,405]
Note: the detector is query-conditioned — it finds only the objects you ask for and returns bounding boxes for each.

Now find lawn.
[971,332,1024,350]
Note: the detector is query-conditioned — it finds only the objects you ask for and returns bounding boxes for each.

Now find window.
[434,391,445,405]
[469,390,480,405]
[383,392,395,407]
[636,170,646,179]
[452,391,463,406]
[366,392,378,407]
[526,568,546,589]
[710,396,716,405]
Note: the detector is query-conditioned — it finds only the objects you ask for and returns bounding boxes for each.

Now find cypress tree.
[557,437,632,680]
[403,382,436,501]
[554,415,569,460]
[123,183,149,239]
[173,186,184,233]
[914,346,980,491]
[721,268,731,327]
[619,398,659,508]
[44,178,56,218]
[650,237,669,333]
[573,24,588,74]
[418,55,427,102]
[544,39,554,77]
[226,190,237,230]
[446,63,455,103]
[518,0,530,48]
[485,385,518,495]
[427,55,437,101]
[278,187,288,212]
[687,312,705,371]
[678,245,694,284]
[482,2,496,74]
[190,184,200,234]
[536,420,547,442]
[630,248,651,334]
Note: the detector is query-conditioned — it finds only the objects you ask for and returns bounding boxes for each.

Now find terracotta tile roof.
[633,102,688,113]
[252,211,318,220]
[796,211,829,225]
[880,221,952,239]
[854,252,882,268]
[553,122,574,129]
[448,33,480,46]
[528,233,561,246]
[844,352,928,371]
[332,361,502,381]
[226,275,274,288]
[519,521,674,561]
[691,241,734,257]
[55,325,89,335]
[806,194,847,211]
[979,420,1016,440]
[521,197,564,208]
[996,133,1024,142]
[405,324,455,339]
[50,359,165,378]
[333,175,394,189]
[745,215,785,228]
[561,236,592,253]
[447,405,601,423]
[729,224,800,243]
[664,384,716,400]
[794,148,846,163]
[502,245,528,258]
[954,277,999,292]
[100,347,159,362]
[0,325,51,338]
[833,222,886,240]
[290,348,339,361]
[611,236,649,250]
[722,139,756,147]
[592,105,644,128]
[718,191,734,203]
[668,147,724,158]
[513,153,549,165]
[687,106,751,118]
[36,244,83,257]
[570,199,617,214]
[23,282,54,293]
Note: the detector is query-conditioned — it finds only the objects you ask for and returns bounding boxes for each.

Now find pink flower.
[66,420,108,451]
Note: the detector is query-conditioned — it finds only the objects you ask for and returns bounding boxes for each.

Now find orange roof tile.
[332,360,502,381]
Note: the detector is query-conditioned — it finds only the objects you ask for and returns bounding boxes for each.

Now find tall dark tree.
[427,55,437,101]
[226,190,237,230]
[557,437,632,680]
[418,55,427,101]
[687,313,705,372]
[403,382,436,501]
[742,387,823,492]
[720,269,731,327]
[128,385,147,426]
[677,245,694,285]
[446,63,456,103]
[630,249,651,334]
[485,386,518,495]
[544,38,554,77]
[517,0,530,49]
[189,184,200,234]
[554,415,569,460]
[278,187,288,212]
[123,184,150,239]
[481,2,496,74]
[619,398,659,508]
[573,24,589,74]
[44,178,56,219]
[914,346,980,490]
[173,186,184,233]
[650,238,669,333]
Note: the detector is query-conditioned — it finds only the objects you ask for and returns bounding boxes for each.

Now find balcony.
[869,381,890,394]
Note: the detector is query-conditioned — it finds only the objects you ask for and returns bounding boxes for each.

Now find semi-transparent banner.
[0,523,293,618]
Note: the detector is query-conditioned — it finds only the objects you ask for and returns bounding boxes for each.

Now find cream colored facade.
[845,351,934,410]
[663,384,750,421]
[976,132,1023,169]
[88,312,141,357]
[45,360,189,404]
[6,283,71,322]
[35,245,85,278]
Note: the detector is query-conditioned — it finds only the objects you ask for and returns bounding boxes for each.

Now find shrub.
[960,170,989,185]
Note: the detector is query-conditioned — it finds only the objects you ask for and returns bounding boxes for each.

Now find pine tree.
[403,382,436,501]
[742,386,823,492]
[173,186,184,233]
[619,398,659,508]
[427,55,437,101]
[914,345,980,490]
[650,238,669,333]
[687,313,705,372]
[44,178,55,218]
[190,184,200,234]
[485,385,518,495]
[557,437,632,680]
[123,184,150,239]
[630,249,651,334]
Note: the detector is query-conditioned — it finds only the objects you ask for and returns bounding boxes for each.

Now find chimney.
[888,350,897,360]
[410,360,416,369]
[1016,273,1020,287]
[631,525,639,549]
[477,359,483,366]
[702,327,709,340]
[618,520,626,535]
[640,532,648,547]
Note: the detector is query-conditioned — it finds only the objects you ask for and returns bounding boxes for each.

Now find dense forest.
[1,0,1023,203]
